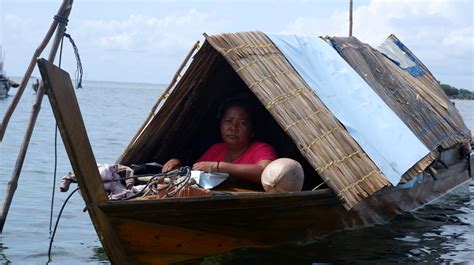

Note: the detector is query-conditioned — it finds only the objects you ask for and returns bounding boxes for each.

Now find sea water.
[0,83,472,264]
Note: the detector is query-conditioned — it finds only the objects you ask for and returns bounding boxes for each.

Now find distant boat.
[0,47,18,98]
[32,78,40,93]
[0,75,19,98]
[0,47,9,98]
[38,31,473,264]
[0,78,10,98]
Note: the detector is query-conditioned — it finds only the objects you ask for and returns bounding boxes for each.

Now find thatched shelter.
[329,35,470,152]
[118,31,470,209]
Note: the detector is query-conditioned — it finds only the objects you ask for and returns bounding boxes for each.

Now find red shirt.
[198,141,277,164]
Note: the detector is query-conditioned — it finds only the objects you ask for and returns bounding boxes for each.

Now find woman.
[162,98,277,184]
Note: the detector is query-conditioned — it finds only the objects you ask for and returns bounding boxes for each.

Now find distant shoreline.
[9,76,167,87]
[441,83,474,100]
[449,96,474,100]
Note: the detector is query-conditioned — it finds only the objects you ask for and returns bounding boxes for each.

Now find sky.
[0,0,473,90]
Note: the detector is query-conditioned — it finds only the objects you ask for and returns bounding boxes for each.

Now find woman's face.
[220,106,253,148]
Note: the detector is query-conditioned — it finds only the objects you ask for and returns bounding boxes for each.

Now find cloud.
[442,26,474,52]
[1,0,471,88]
[2,14,36,45]
[73,9,217,51]
[58,8,232,83]
[282,0,473,89]
[281,15,346,37]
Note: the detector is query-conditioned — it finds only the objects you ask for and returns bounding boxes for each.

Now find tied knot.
[54,15,69,26]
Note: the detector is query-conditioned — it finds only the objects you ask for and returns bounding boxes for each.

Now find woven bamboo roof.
[119,31,469,209]
[329,36,471,151]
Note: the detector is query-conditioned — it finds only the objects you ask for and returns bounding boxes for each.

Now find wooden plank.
[37,58,129,264]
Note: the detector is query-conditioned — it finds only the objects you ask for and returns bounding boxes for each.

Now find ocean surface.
[0,81,473,264]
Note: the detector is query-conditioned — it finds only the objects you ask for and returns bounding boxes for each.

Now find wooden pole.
[118,40,200,161]
[349,0,353,37]
[0,0,74,232]
[0,1,71,141]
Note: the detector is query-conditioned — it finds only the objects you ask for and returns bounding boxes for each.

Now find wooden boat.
[0,76,18,98]
[0,53,19,98]
[0,61,11,98]
[37,31,473,265]
[0,78,10,98]
[0,48,7,98]
[32,78,40,93]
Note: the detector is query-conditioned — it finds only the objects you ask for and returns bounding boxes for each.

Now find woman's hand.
[162,158,182,172]
[193,161,218,172]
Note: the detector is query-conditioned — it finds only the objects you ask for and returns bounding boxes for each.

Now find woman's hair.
[217,96,255,126]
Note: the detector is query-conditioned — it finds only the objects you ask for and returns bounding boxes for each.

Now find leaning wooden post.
[0,0,72,142]
[0,0,74,232]
[149,41,200,122]
[118,40,200,161]
[349,0,353,37]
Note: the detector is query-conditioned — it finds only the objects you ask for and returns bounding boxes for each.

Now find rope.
[158,92,170,100]
[48,35,66,236]
[283,109,324,132]
[48,30,84,255]
[299,127,340,154]
[221,43,275,56]
[265,86,307,109]
[138,167,193,198]
[316,150,360,174]
[64,33,83,89]
[467,152,471,179]
[249,70,291,89]
[162,167,192,197]
[336,170,380,200]
[47,188,80,259]
[235,54,284,73]
[47,166,191,257]
[311,181,326,191]
[90,166,193,200]
[53,15,69,26]
[49,126,58,235]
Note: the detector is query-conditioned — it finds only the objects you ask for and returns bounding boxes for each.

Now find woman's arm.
[192,160,272,184]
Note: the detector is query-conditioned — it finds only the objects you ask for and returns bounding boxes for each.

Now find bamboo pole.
[0,0,74,232]
[349,0,353,37]
[0,0,72,142]
[119,40,200,161]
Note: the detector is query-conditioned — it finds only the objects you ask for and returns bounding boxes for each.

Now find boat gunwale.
[99,187,336,209]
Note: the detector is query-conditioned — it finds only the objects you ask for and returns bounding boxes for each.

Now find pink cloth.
[198,141,277,164]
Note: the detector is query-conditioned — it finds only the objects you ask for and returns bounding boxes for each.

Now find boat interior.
[126,54,327,194]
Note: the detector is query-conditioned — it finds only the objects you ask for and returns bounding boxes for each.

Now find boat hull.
[99,155,472,264]
[38,55,473,265]
[0,79,10,98]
